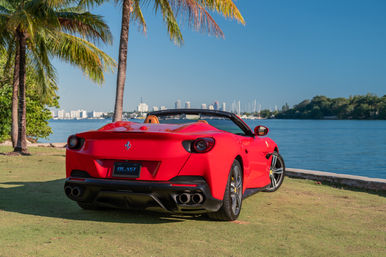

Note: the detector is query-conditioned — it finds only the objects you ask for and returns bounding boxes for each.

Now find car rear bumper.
[64,176,222,214]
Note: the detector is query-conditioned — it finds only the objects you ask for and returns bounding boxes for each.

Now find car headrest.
[144,115,160,124]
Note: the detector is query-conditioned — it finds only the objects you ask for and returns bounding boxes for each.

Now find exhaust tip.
[72,186,82,198]
[191,193,204,204]
[64,186,72,196]
[177,193,190,204]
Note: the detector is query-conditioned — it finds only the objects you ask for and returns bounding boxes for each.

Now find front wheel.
[208,159,243,221]
[264,152,285,192]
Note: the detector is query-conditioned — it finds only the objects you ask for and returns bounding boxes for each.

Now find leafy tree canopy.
[276,94,386,120]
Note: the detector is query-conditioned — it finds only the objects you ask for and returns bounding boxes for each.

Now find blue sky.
[54,0,386,112]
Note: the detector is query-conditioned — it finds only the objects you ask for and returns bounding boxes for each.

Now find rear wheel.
[208,159,243,221]
[264,152,285,192]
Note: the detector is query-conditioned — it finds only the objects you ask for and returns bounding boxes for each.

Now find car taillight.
[192,138,215,153]
[67,135,84,150]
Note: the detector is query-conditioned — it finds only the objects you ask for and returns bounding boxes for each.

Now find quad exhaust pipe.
[191,193,204,204]
[64,186,83,199]
[177,193,191,204]
[176,192,204,205]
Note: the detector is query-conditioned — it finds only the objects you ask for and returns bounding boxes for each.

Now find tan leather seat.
[144,115,160,124]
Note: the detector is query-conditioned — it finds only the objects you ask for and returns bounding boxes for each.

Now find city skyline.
[54,98,278,115]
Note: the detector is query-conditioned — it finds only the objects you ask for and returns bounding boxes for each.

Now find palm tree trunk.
[14,29,27,154]
[11,44,20,148]
[113,0,132,122]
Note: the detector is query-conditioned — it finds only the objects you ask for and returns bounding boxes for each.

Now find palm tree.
[0,0,116,154]
[85,0,244,122]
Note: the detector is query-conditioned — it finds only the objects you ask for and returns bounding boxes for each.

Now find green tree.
[260,109,272,118]
[378,95,386,119]
[0,51,58,142]
[82,0,245,122]
[0,0,116,154]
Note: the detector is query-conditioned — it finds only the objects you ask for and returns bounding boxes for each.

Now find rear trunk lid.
[75,122,200,181]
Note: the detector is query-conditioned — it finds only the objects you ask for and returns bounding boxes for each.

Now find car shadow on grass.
[0,179,208,224]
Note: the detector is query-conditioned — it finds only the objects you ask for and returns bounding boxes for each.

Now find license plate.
[113,162,141,178]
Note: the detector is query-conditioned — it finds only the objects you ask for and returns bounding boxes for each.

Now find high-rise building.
[58,110,65,119]
[70,110,80,119]
[175,99,181,109]
[81,110,87,119]
[201,103,207,109]
[214,101,219,110]
[152,106,159,111]
[160,106,167,110]
[137,102,149,113]
[222,102,226,112]
[185,101,191,109]
[208,104,214,110]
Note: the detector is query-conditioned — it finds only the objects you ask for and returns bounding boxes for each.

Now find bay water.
[40,119,386,179]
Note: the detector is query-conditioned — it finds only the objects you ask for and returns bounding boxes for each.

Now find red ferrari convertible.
[64,109,285,220]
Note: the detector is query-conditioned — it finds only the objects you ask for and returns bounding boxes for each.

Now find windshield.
[153,114,246,135]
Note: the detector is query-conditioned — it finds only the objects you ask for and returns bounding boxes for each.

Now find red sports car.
[64,109,285,220]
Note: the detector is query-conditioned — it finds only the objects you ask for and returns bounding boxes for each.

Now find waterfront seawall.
[286,168,386,191]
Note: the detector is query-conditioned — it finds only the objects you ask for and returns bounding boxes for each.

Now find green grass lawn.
[0,146,385,257]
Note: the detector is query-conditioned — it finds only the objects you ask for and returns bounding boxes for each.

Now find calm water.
[41,119,386,179]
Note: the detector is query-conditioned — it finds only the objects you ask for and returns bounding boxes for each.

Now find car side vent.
[71,170,92,178]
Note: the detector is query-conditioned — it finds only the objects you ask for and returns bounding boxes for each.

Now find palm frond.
[0,0,16,11]
[45,0,76,9]
[47,31,116,84]
[0,15,12,47]
[3,40,15,73]
[167,0,225,38]
[57,11,112,44]
[77,0,106,8]
[197,0,245,24]
[0,6,11,15]
[154,0,183,45]
[131,0,147,33]
[27,32,58,100]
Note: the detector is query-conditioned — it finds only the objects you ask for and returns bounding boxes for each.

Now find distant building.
[92,111,100,118]
[185,101,191,109]
[92,111,105,118]
[81,110,87,119]
[201,103,207,109]
[160,106,167,110]
[222,102,226,112]
[58,110,65,119]
[175,99,181,109]
[137,102,149,113]
[65,112,71,119]
[208,105,214,110]
[70,110,78,119]
[214,101,219,110]
[152,106,159,111]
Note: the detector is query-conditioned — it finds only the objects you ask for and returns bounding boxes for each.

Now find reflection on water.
[41,119,386,179]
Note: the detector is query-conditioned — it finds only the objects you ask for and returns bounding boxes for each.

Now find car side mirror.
[254,125,269,136]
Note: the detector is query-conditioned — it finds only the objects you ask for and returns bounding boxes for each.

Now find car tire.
[264,152,285,192]
[208,159,243,221]
[77,201,101,210]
